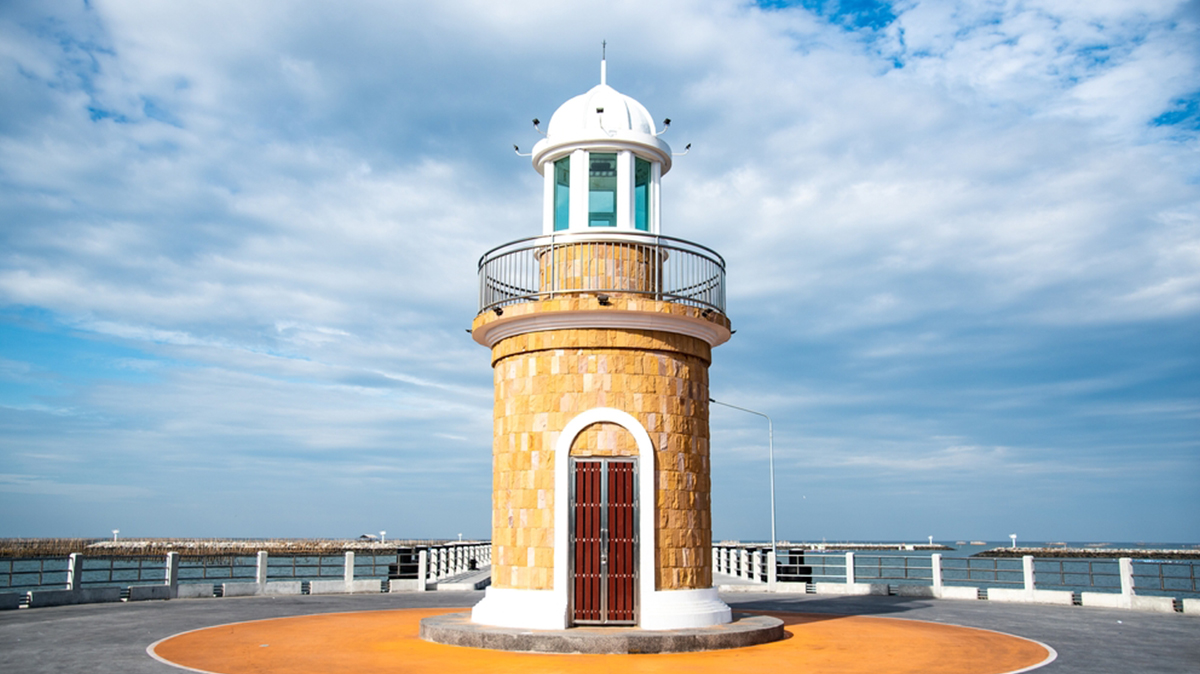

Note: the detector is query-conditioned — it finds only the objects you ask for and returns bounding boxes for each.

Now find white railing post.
[739,549,749,579]
[752,549,763,582]
[66,553,83,591]
[166,552,180,597]
[256,551,269,586]
[931,553,943,594]
[417,549,428,592]
[845,552,856,585]
[768,548,777,589]
[1022,555,1035,592]
[1119,557,1134,597]
[344,551,355,584]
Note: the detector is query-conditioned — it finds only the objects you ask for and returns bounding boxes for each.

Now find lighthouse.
[469,59,733,631]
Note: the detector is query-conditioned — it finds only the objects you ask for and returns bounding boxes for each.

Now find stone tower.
[469,59,733,630]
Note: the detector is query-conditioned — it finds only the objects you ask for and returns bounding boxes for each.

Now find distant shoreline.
[0,538,464,558]
[976,547,1200,559]
[765,543,955,552]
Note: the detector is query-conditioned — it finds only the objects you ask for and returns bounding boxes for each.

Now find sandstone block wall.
[487,322,713,592]
[538,241,662,294]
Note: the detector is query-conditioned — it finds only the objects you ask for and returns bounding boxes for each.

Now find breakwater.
[976,547,1200,560]
[0,538,452,558]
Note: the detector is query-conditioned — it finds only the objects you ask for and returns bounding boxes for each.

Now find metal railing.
[478,231,726,314]
[1032,558,1121,593]
[714,543,1200,605]
[78,556,167,587]
[1133,560,1199,595]
[0,558,69,591]
[1,542,493,597]
[795,552,848,583]
[266,555,348,581]
[941,557,1025,587]
[853,555,934,584]
[178,556,258,583]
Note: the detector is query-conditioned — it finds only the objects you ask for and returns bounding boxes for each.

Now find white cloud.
[0,0,1196,539]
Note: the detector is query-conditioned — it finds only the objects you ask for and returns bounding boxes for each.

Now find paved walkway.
[0,590,1195,673]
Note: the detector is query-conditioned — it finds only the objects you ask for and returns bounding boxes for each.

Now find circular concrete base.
[419,611,784,653]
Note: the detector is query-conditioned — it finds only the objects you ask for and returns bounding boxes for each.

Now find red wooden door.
[571,458,636,625]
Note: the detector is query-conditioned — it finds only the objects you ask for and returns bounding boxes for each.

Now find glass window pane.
[554,157,570,231]
[588,152,617,227]
[634,157,650,231]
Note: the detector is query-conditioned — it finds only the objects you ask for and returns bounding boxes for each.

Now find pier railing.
[0,542,491,609]
[713,544,1198,613]
[478,231,726,315]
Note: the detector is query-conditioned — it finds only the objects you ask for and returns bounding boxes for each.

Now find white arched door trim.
[472,406,730,630]
[552,407,656,622]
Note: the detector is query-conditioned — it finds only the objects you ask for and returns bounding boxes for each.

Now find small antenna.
[601,40,607,85]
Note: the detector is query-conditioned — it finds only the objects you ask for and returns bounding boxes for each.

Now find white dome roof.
[532,80,672,174]
[547,83,656,137]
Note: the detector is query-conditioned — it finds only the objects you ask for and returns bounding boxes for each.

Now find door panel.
[573,461,602,623]
[606,461,635,622]
[571,458,636,625]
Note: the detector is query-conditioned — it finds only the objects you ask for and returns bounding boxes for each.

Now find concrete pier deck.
[0,590,1195,673]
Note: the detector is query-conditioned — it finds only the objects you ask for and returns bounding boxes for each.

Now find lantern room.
[531,61,672,235]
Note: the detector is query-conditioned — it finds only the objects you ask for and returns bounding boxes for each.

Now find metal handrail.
[854,555,934,582]
[0,557,68,590]
[1033,558,1121,591]
[477,231,726,315]
[79,555,166,587]
[1133,559,1199,594]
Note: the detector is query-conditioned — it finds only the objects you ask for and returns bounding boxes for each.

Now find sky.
[1,0,1197,544]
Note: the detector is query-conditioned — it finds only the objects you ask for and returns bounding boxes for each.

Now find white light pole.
[710,397,776,586]
[458,533,463,543]
[112,529,119,542]
[1009,534,1017,549]
[380,530,386,544]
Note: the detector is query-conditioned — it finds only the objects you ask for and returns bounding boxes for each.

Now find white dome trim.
[531,82,672,175]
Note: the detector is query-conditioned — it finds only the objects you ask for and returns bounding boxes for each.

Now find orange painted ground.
[150,608,1055,674]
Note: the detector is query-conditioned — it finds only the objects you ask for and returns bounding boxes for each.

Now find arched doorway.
[555,409,655,627]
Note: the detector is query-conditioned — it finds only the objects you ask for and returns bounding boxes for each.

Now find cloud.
[0,0,1196,540]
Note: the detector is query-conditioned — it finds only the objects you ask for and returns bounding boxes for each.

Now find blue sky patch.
[757,0,897,30]
[1153,93,1200,130]
[0,308,161,405]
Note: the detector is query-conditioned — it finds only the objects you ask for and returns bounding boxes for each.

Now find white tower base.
[470,586,731,631]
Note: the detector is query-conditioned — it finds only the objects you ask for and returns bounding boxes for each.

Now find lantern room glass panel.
[588,153,617,227]
[634,157,651,232]
[554,157,571,231]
